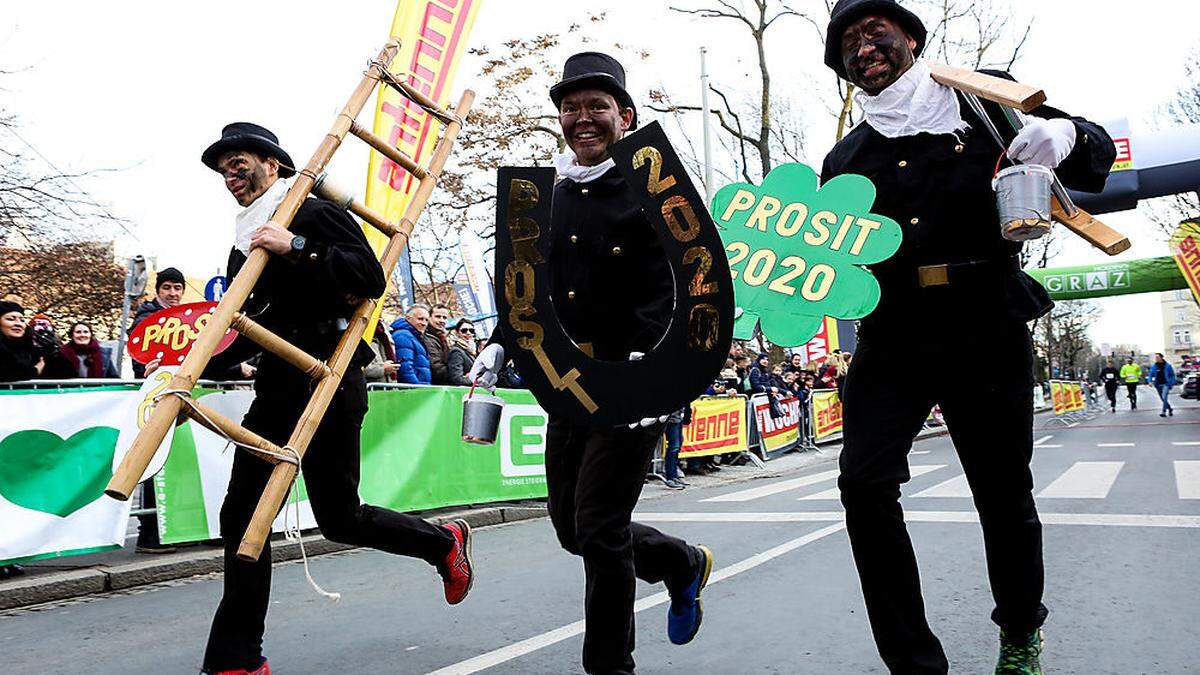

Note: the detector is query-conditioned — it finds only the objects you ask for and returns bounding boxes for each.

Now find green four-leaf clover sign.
[711,163,902,347]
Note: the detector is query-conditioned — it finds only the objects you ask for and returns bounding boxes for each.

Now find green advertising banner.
[1027,256,1187,301]
[154,386,548,545]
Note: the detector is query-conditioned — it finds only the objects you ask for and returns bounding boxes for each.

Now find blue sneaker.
[667,545,713,645]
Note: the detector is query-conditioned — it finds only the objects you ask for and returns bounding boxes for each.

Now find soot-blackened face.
[840,15,917,95]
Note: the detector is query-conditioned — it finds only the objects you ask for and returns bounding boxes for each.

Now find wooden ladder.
[106,39,475,562]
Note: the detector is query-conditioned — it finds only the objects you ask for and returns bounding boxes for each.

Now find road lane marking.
[911,450,932,455]
[1174,441,1200,446]
[425,523,847,675]
[1097,443,1135,447]
[1036,444,1063,448]
[701,469,840,502]
[635,511,1200,528]
[912,474,971,498]
[1037,461,1124,498]
[1175,461,1200,499]
[1034,435,1054,446]
[799,465,944,501]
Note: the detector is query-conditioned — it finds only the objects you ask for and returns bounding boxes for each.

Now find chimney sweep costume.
[198,123,474,675]
[475,53,713,675]
[820,2,1115,673]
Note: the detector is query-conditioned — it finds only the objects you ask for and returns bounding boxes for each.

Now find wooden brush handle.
[1051,197,1131,256]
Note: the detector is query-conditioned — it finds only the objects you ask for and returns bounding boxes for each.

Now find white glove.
[1007,118,1076,169]
[629,414,670,429]
[469,343,505,390]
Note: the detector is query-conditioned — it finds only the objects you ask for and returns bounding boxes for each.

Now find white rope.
[150,390,341,602]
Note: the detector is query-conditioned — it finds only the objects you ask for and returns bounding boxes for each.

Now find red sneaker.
[440,519,474,605]
[209,658,270,675]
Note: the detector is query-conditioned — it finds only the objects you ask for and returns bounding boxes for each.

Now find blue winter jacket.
[390,318,431,384]
[1148,361,1177,387]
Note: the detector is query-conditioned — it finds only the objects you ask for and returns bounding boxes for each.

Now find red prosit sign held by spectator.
[127,301,237,365]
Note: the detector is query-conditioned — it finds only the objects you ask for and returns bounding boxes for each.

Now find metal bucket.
[462,392,505,445]
[993,164,1053,241]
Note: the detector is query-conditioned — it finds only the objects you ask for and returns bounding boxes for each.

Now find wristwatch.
[289,234,308,258]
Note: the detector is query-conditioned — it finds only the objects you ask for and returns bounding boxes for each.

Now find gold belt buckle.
[917,264,949,288]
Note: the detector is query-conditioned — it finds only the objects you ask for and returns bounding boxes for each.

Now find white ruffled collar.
[855,59,969,139]
[554,151,615,184]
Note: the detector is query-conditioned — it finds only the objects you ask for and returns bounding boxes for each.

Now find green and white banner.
[0,384,551,560]
[0,387,139,564]
[1027,256,1187,301]
[155,386,550,544]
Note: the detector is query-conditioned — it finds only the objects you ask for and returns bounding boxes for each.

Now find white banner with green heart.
[0,387,140,564]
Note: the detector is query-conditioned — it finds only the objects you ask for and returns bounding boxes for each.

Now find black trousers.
[546,416,700,675]
[1125,382,1138,405]
[202,373,454,671]
[838,317,1047,675]
[1105,383,1118,407]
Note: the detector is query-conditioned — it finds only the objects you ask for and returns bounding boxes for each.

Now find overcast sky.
[4,0,1198,351]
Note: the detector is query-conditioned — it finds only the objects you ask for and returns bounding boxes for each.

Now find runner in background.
[1120,357,1142,410]
[1099,358,1120,413]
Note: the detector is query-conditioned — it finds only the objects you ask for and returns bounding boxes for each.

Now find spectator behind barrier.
[390,305,432,384]
[54,321,119,379]
[0,301,47,382]
[749,353,776,395]
[130,267,186,378]
[446,318,478,386]
[364,322,400,383]
[786,352,805,374]
[425,303,451,384]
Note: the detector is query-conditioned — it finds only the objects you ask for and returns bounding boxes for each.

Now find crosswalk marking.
[1175,461,1200,499]
[1173,441,1200,447]
[1034,435,1054,446]
[702,469,841,502]
[1036,444,1063,448]
[911,450,932,455]
[1097,443,1135,447]
[911,473,972,498]
[1037,461,1124,498]
[800,465,945,500]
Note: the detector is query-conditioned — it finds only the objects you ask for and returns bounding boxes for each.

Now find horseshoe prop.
[493,121,734,426]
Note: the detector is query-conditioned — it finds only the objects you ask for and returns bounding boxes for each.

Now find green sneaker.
[995,629,1043,674]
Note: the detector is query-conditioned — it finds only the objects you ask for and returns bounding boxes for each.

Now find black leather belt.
[916,256,1020,288]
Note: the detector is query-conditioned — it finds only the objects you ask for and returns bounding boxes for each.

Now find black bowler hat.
[824,0,927,80]
[550,52,638,130]
[201,122,296,178]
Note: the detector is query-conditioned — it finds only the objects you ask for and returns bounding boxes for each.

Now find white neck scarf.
[234,175,296,255]
[555,151,615,184]
[855,59,969,139]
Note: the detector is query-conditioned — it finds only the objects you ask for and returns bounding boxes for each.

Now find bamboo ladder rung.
[349,121,428,180]
[179,397,285,465]
[311,177,402,239]
[378,76,458,125]
[231,313,331,380]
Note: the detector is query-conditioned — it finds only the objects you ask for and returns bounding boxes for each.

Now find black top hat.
[550,52,638,130]
[824,0,927,80]
[201,122,296,178]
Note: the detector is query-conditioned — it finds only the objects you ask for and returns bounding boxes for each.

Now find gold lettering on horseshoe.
[502,177,598,414]
[683,246,718,297]
[633,146,677,195]
[687,303,720,351]
[662,195,701,242]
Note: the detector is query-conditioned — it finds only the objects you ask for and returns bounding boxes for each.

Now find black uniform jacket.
[540,167,674,361]
[820,70,1115,332]
[208,196,385,396]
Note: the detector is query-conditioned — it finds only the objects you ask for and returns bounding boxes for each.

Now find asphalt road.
[4,387,1197,674]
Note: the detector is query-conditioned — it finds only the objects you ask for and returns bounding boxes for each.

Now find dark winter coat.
[0,335,42,382]
[501,167,674,361]
[390,318,431,385]
[208,196,386,394]
[821,70,1115,334]
[423,327,449,384]
[130,298,165,378]
[446,343,476,386]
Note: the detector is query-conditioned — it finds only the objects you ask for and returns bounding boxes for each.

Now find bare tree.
[0,242,125,339]
[1034,299,1101,380]
[1149,43,1200,238]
